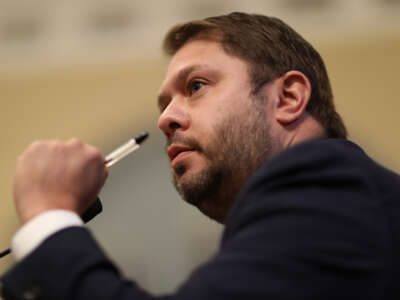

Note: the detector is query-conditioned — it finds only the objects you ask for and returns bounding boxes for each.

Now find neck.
[277,113,327,153]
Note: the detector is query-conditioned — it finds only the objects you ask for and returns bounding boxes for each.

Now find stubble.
[170,97,273,223]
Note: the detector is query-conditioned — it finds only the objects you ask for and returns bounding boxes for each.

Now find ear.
[275,71,311,125]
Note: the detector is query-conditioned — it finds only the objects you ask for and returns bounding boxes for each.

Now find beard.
[169,98,273,223]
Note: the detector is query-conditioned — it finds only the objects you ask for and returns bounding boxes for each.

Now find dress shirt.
[11,210,83,261]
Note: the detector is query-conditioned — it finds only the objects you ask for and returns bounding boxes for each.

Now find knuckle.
[49,140,61,148]
[90,148,103,162]
[24,140,46,156]
[68,138,82,147]
[86,146,103,163]
[29,140,43,150]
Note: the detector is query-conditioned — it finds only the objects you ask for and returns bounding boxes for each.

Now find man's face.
[158,38,273,223]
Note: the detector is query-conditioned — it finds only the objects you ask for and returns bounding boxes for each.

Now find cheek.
[188,88,250,147]
[189,109,220,140]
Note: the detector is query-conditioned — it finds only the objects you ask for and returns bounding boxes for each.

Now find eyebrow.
[157,64,210,111]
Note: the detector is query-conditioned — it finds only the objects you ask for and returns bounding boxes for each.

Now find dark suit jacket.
[2,139,400,300]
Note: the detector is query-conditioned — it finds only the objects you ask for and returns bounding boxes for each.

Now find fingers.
[14,139,108,224]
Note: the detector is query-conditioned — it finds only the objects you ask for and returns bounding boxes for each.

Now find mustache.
[165,133,203,153]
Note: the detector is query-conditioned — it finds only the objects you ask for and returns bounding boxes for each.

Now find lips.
[167,145,195,162]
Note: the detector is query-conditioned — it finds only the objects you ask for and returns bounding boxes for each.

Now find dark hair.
[163,12,347,139]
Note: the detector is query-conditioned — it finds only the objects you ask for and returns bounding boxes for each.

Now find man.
[2,12,400,300]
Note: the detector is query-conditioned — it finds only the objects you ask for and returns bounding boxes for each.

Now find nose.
[158,101,190,138]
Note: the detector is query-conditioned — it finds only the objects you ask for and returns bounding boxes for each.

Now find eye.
[188,80,205,95]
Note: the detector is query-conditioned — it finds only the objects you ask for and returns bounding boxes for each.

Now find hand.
[13,139,108,224]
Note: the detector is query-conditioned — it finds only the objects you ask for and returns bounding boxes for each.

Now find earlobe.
[275,71,311,125]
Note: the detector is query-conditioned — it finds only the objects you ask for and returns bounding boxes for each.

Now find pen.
[0,132,149,258]
[105,132,149,168]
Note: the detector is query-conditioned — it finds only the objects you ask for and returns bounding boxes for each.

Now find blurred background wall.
[1,0,399,296]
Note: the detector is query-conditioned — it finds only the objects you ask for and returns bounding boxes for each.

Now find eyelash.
[159,79,207,112]
[187,80,205,95]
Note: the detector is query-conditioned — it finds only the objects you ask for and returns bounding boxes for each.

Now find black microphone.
[81,198,103,223]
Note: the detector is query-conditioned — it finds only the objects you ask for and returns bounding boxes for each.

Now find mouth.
[167,145,195,164]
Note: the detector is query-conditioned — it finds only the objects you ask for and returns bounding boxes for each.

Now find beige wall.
[1,35,399,292]
[0,59,167,274]
[321,36,400,170]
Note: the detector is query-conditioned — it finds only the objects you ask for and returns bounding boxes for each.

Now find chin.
[198,205,227,224]
[173,159,205,180]
[172,163,233,224]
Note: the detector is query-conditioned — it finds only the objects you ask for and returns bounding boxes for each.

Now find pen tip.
[135,132,149,144]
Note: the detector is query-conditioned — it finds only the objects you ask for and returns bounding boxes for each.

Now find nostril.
[169,122,180,130]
